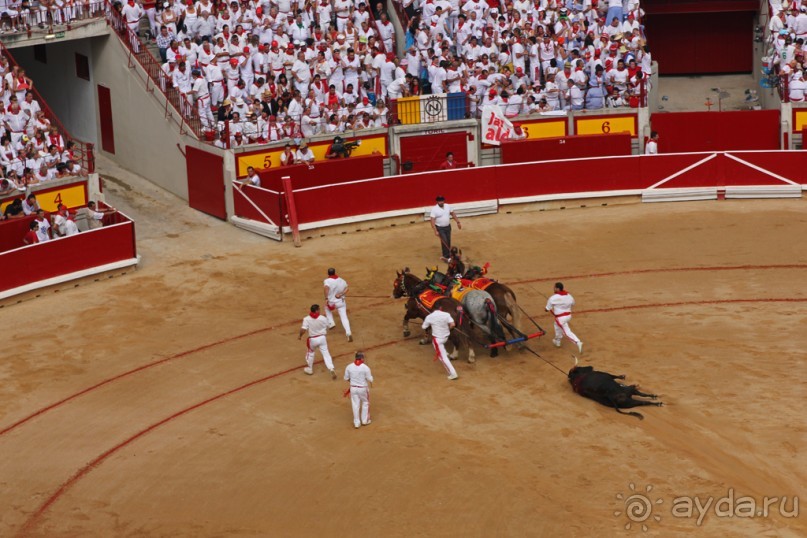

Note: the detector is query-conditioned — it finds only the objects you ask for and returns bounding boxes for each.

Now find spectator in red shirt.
[439,151,457,170]
[23,220,39,245]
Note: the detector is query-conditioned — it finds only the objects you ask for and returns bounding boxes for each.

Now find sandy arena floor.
[1,187,805,537]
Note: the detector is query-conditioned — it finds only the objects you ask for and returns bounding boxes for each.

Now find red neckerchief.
[354,359,363,365]
[310,311,320,318]
[557,290,568,295]
[328,274,338,279]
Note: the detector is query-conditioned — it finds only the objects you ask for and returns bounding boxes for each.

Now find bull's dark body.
[568,366,663,419]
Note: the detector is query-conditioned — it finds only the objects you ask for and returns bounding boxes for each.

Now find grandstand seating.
[103,0,649,149]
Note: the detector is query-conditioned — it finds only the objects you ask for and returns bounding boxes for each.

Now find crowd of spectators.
[0,0,106,33]
[769,3,807,101]
[397,0,651,115]
[0,58,83,191]
[113,0,400,146]
[111,0,651,148]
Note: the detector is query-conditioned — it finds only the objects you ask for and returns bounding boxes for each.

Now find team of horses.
[391,267,521,359]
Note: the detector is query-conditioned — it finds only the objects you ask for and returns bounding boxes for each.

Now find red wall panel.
[0,222,136,293]
[260,155,384,191]
[651,110,780,153]
[0,215,37,253]
[646,11,754,74]
[292,167,495,224]
[496,156,645,199]
[186,146,226,219]
[500,133,632,164]
[233,185,283,225]
[399,132,469,173]
[729,152,807,184]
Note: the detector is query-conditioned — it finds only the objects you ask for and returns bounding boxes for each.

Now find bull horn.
[571,354,579,366]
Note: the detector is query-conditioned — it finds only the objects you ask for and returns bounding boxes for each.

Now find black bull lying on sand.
[568,358,664,420]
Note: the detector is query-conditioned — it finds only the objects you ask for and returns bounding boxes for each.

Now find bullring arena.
[1,168,804,536]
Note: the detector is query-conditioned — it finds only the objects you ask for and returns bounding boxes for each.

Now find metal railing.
[106,5,205,138]
[0,41,95,174]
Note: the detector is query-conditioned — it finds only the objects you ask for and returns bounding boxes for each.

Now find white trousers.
[325,299,351,336]
[432,335,457,377]
[553,314,580,345]
[197,97,214,129]
[350,386,370,427]
[210,82,225,106]
[305,335,334,370]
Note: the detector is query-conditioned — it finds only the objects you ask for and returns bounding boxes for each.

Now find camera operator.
[325,136,361,159]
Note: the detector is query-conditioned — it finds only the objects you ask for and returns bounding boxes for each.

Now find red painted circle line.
[508,264,807,285]
[16,296,807,535]
[3,263,806,440]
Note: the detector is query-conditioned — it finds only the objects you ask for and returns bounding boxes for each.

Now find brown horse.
[392,269,476,363]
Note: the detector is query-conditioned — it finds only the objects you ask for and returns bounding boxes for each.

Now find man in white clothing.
[299,304,337,378]
[545,282,583,354]
[645,131,658,155]
[344,351,374,428]
[422,305,459,380]
[429,195,461,262]
[324,267,352,341]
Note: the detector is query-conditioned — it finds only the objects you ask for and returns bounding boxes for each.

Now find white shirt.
[302,314,329,337]
[53,213,79,236]
[430,203,453,227]
[422,309,455,339]
[34,217,50,242]
[545,291,575,316]
[344,362,373,387]
[324,276,348,303]
[645,140,658,155]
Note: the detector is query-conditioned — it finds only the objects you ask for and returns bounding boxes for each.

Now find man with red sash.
[299,304,337,378]
[545,282,583,354]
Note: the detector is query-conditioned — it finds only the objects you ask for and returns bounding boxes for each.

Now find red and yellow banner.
[574,114,637,137]
[236,134,388,177]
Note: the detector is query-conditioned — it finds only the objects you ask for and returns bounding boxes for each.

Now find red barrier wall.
[259,154,385,191]
[218,150,807,233]
[500,133,632,164]
[0,220,137,294]
[291,167,496,224]
[281,151,805,226]
[186,146,226,220]
[233,185,284,226]
[651,110,780,153]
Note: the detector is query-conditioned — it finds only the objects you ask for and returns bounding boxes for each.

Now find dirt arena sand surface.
[1,194,806,537]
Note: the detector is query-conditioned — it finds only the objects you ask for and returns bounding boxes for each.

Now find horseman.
[446,246,465,279]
